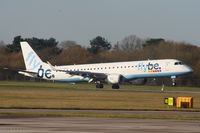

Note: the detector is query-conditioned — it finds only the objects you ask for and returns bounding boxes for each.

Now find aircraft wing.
[47,61,107,79]
[56,69,107,79]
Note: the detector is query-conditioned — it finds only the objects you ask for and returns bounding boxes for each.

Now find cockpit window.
[174,62,183,65]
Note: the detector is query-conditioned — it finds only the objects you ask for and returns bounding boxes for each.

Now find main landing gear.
[95,83,120,89]
[112,84,119,89]
[96,82,104,88]
[95,81,120,89]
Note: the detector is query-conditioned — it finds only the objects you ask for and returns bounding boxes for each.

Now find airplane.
[17,41,193,89]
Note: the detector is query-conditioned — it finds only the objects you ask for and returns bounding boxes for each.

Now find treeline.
[0,35,200,86]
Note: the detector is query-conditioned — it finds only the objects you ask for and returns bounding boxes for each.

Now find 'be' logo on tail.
[38,65,52,79]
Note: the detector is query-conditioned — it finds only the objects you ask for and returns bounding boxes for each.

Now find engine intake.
[106,74,121,84]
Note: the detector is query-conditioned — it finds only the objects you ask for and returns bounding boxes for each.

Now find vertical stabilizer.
[20,42,43,72]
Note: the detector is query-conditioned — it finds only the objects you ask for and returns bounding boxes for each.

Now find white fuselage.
[43,59,193,83]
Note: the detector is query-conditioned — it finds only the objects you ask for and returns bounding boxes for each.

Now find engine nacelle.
[106,74,121,84]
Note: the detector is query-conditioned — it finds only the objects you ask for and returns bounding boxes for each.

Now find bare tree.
[119,35,145,51]
[0,41,6,53]
[57,40,79,50]
[0,40,5,46]
[54,45,93,65]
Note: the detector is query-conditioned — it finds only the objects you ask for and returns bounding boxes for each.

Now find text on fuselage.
[137,62,161,72]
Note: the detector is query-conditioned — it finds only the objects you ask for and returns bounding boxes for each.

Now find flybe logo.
[38,65,53,79]
[26,52,41,70]
[137,62,161,72]
[26,52,54,79]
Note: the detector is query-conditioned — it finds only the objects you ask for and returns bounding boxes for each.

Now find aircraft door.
[165,62,170,72]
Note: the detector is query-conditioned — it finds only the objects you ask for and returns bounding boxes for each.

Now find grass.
[0,81,200,110]
[0,81,200,119]
[1,81,200,91]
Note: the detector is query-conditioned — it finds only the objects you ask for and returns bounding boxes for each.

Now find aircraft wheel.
[172,82,176,86]
[96,84,100,88]
[99,83,104,88]
[112,84,119,89]
[96,83,104,88]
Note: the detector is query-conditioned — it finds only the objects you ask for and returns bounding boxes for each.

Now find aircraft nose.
[185,65,193,74]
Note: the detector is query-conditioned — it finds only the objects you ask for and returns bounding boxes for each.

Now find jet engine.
[106,74,121,84]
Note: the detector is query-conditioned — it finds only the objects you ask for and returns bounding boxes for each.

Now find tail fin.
[20,42,44,72]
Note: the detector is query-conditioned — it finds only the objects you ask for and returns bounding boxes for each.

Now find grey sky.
[0,0,200,46]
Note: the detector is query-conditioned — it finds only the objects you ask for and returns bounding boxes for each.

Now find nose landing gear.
[171,76,176,86]
[172,80,176,86]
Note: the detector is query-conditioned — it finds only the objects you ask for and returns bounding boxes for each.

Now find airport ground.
[0,116,200,133]
[0,81,200,132]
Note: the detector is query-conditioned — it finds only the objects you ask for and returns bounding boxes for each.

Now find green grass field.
[0,81,200,110]
[0,81,200,119]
